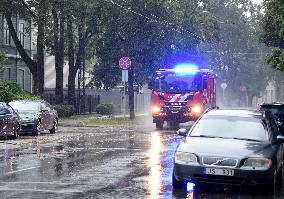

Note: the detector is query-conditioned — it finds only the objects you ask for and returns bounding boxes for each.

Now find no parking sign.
[119,57,132,70]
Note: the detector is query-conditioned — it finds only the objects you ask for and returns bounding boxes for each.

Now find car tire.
[12,125,19,139]
[32,121,40,136]
[276,162,283,184]
[156,121,164,129]
[267,169,278,193]
[168,121,179,130]
[172,173,183,189]
[49,120,57,134]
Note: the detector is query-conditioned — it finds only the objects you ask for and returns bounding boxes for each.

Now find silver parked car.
[9,100,58,136]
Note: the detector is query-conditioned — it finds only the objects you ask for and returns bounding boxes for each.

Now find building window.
[19,23,25,47]
[6,68,11,80]
[3,19,11,45]
[18,69,25,89]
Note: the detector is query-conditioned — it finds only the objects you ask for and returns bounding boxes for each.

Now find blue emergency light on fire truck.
[149,64,216,129]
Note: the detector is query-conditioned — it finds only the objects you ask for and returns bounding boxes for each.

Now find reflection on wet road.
[148,132,162,199]
[0,118,282,199]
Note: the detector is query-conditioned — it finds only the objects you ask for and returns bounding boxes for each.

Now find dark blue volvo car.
[173,109,284,190]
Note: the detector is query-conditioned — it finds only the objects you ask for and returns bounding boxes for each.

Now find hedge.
[53,104,75,117]
[95,103,113,115]
[0,81,40,103]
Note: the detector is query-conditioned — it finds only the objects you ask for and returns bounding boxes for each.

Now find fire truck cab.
[150,65,216,129]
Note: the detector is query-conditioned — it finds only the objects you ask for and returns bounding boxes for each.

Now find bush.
[95,103,113,115]
[0,81,40,102]
[53,104,74,118]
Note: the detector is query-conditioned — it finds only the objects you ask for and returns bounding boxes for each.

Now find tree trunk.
[36,1,46,96]
[52,6,60,102]
[82,42,86,113]
[68,7,85,110]
[54,2,65,104]
[67,12,75,106]
[4,11,38,93]
[128,68,135,119]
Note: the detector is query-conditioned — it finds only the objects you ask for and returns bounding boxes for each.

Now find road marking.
[7,166,39,174]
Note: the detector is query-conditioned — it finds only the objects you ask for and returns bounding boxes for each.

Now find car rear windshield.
[9,101,40,113]
[190,115,268,142]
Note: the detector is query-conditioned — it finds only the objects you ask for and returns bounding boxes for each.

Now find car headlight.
[175,152,198,165]
[152,106,161,113]
[191,106,202,114]
[242,158,272,170]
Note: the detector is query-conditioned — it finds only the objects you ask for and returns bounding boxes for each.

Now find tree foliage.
[261,0,284,70]
[88,0,219,90]
[1,0,49,96]
[85,0,219,118]
[0,81,40,103]
[199,0,271,106]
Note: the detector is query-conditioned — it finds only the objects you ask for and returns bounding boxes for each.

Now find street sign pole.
[124,81,126,119]
[221,83,227,106]
[121,70,129,119]
[240,85,247,107]
[119,57,131,119]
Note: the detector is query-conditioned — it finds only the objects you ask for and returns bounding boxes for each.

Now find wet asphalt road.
[0,116,283,199]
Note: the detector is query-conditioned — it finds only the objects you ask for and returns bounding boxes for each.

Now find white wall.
[44,55,91,89]
[253,81,277,106]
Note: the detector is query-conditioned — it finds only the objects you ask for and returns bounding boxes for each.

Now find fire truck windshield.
[155,74,202,93]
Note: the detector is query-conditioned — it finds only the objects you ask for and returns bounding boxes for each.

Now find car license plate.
[205,168,234,176]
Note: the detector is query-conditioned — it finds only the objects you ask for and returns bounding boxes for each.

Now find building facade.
[45,55,93,89]
[0,14,33,92]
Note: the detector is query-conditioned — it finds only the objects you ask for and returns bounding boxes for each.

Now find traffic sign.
[122,70,128,82]
[240,85,246,92]
[119,57,132,70]
[221,83,227,89]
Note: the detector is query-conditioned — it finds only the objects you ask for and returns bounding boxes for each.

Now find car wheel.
[12,125,19,139]
[172,173,183,189]
[156,121,164,129]
[267,169,277,193]
[32,121,40,136]
[49,120,57,134]
[168,121,179,130]
[276,161,283,184]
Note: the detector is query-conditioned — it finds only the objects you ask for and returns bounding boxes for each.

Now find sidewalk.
[59,113,148,127]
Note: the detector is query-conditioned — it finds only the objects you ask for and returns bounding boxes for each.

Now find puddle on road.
[0,124,281,199]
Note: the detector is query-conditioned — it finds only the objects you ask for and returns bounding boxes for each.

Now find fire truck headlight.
[192,106,202,114]
[152,106,161,113]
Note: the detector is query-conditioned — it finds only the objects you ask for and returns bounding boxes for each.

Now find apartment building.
[0,14,32,92]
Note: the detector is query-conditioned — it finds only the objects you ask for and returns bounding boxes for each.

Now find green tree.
[88,0,218,118]
[200,0,270,106]
[50,0,65,104]
[261,0,284,70]
[1,0,48,96]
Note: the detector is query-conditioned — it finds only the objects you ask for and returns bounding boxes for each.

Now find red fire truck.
[150,65,217,129]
